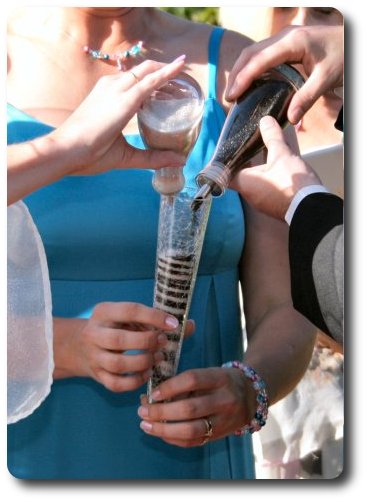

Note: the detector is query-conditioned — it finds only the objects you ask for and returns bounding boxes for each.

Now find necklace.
[83,40,144,71]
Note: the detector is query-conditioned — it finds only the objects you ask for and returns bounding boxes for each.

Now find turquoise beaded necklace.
[83,40,144,71]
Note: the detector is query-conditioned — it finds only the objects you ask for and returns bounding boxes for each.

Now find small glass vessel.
[138,73,204,196]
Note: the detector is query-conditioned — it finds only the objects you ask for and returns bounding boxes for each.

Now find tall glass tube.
[148,187,211,402]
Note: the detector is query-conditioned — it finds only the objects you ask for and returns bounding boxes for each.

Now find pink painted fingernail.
[138,406,148,418]
[140,421,153,432]
[165,316,179,329]
[151,389,162,401]
[172,54,186,64]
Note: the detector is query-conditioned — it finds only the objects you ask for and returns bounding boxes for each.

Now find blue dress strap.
[207,26,225,100]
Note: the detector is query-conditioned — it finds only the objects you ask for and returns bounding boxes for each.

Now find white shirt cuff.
[285,185,330,225]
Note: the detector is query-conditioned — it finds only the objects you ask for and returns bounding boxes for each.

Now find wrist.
[53,318,87,379]
[38,132,85,176]
[222,361,269,435]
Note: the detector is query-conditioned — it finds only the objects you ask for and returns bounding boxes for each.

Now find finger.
[149,368,224,402]
[139,416,209,444]
[288,68,330,123]
[99,350,161,374]
[94,327,167,351]
[112,60,167,92]
[259,116,286,147]
[127,56,186,105]
[92,302,179,331]
[138,394,215,422]
[96,368,151,393]
[226,31,303,100]
[118,140,186,170]
[184,319,195,338]
[259,116,295,166]
[121,57,185,91]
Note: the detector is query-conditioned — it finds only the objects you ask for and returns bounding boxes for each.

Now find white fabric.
[254,345,343,479]
[285,184,330,225]
[7,200,54,424]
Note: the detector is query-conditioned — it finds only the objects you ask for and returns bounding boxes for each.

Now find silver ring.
[128,70,139,83]
[203,417,214,438]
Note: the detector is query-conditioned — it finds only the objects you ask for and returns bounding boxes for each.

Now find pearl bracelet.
[222,361,269,435]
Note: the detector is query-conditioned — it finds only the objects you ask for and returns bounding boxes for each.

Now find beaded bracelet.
[222,361,269,435]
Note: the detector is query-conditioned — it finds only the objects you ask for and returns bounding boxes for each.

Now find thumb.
[259,116,292,161]
[119,141,186,170]
[259,115,284,145]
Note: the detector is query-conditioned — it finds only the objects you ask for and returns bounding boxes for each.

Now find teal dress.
[7,28,254,479]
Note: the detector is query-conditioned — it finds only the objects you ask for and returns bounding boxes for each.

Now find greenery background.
[160,7,219,25]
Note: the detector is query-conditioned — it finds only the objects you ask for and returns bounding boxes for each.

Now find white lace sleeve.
[7,200,54,424]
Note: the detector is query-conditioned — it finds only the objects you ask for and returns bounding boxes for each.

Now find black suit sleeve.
[289,192,343,343]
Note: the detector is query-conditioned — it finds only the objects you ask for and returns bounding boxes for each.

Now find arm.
[289,193,344,344]
[230,115,344,342]
[226,24,343,124]
[240,202,317,405]
[7,58,186,206]
[135,206,316,447]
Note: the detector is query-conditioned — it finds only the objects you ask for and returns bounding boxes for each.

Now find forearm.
[53,317,87,380]
[7,135,76,206]
[243,303,316,405]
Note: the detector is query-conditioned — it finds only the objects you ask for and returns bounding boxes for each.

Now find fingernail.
[165,316,179,329]
[140,421,153,432]
[259,116,274,128]
[151,389,162,401]
[138,406,148,418]
[226,83,237,101]
[289,107,303,125]
[172,54,186,64]
[295,119,302,132]
[188,319,196,329]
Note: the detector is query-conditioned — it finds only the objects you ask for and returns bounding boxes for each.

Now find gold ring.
[203,417,214,438]
[128,70,139,83]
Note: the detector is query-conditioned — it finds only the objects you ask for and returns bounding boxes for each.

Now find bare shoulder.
[220,28,254,72]
[152,10,254,107]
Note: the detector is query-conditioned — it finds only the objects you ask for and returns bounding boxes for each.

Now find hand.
[50,57,187,174]
[7,57,188,205]
[230,115,321,220]
[54,302,195,393]
[137,367,256,447]
[226,25,343,124]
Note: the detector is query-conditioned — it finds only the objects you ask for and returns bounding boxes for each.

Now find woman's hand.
[50,57,187,174]
[137,367,256,447]
[7,57,186,205]
[54,302,195,393]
